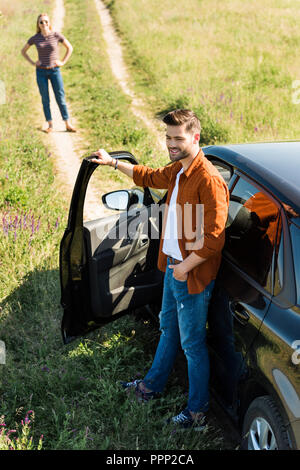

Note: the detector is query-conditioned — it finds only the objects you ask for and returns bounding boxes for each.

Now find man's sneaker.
[120,379,159,402]
[120,379,142,390]
[166,408,207,431]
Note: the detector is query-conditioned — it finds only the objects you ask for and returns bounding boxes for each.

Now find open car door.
[60,152,164,344]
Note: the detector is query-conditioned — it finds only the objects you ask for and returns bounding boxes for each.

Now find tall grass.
[0,0,65,299]
[103,0,300,144]
[0,0,66,450]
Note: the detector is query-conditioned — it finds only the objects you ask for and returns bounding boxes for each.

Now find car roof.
[203,141,300,212]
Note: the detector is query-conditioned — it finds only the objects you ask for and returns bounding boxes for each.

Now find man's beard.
[168,147,190,162]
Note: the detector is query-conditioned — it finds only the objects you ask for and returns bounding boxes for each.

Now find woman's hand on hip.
[55,60,64,67]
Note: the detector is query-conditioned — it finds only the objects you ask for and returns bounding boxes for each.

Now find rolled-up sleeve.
[192,176,229,259]
[133,164,173,189]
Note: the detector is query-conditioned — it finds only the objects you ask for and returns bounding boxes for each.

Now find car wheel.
[241,396,290,450]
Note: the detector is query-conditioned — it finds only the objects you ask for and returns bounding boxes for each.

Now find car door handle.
[230,302,250,326]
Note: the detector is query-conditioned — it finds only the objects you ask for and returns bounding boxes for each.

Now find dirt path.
[46,0,165,222]
[46,0,104,221]
[94,0,165,152]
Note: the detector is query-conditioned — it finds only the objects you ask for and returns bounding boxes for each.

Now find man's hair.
[162,109,201,134]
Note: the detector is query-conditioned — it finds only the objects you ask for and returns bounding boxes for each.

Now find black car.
[60,142,300,450]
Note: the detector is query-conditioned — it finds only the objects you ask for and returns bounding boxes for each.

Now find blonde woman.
[21,13,76,133]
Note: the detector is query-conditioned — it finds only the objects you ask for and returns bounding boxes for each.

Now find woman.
[21,13,76,133]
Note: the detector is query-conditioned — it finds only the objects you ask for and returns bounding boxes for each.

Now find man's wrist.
[110,158,119,170]
[180,252,205,274]
[179,262,189,275]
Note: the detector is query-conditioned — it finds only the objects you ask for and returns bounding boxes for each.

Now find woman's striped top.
[28,32,65,68]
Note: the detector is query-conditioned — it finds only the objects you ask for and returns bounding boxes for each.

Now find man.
[92,109,229,429]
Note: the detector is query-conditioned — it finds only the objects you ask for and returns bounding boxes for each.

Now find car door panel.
[208,261,272,406]
[208,173,281,407]
[60,154,164,343]
[83,201,162,316]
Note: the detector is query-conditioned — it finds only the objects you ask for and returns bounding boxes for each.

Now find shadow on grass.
[0,265,238,449]
[0,266,63,358]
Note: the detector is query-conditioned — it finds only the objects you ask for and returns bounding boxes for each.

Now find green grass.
[0,0,227,450]
[0,0,65,450]
[62,0,167,195]
[103,0,300,144]
[0,0,66,300]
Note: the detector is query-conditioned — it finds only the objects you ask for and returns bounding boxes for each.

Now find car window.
[148,188,167,204]
[225,176,281,291]
[210,161,232,185]
[290,223,300,305]
[273,229,284,296]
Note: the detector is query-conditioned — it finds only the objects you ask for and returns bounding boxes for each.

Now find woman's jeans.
[36,67,69,122]
[144,259,215,413]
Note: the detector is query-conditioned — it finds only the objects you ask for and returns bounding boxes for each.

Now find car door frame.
[60,151,145,343]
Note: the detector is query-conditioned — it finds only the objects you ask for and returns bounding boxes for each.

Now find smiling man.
[92,109,229,429]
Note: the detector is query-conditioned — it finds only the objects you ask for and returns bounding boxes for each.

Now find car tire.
[241,395,291,450]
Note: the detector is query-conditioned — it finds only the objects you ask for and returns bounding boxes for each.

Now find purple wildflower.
[35,216,41,232]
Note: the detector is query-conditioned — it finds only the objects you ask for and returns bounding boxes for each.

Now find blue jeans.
[36,67,69,122]
[144,258,215,413]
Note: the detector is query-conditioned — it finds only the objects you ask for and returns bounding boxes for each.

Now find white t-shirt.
[162,168,183,260]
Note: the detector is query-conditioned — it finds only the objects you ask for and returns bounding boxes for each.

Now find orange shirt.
[133,149,229,294]
[244,192,280,247]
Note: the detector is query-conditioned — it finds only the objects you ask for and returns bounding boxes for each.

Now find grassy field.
[103,0,300,144]
[0,0,226,451]
[2,0,298,452]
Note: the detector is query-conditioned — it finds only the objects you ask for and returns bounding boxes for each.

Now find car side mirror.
[102,190,130,211]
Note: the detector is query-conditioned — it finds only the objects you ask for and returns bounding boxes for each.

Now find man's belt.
[167,256,181,265]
